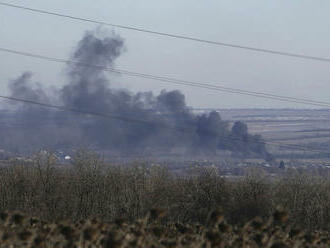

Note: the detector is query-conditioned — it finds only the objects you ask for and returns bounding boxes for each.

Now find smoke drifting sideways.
[0,30,271,160]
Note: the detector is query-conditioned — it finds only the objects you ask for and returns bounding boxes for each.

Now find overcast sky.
[1,0,330,109]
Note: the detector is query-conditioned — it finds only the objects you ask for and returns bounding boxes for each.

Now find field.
[220,109,330,142]
[210,109,330,159]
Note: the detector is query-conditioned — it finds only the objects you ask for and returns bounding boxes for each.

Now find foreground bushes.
[0,209,329,247]
[0,152,330,231]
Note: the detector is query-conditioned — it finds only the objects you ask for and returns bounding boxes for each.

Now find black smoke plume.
[1,30,270,158]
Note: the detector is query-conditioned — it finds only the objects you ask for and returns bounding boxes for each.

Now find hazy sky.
[1,0,330,109]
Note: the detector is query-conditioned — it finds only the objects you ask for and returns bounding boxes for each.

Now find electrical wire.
[1,1,330,63]
[1,47,330,108]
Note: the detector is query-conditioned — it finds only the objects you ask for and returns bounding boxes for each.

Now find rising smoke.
[1,30,271,159]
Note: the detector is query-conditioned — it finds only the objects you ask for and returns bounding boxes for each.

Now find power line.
[1,47,330,108]
[0,94,328,154]
[0,95,174,129]
[0,54,328,152]
[0,5,329,154]
[1,1,330,63]
[2,96,330,153]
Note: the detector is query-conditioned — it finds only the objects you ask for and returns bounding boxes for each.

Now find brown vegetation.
[0,208,329,247]
[0,151,330,246]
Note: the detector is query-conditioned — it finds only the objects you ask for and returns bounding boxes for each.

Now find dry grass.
[0,209,329,247]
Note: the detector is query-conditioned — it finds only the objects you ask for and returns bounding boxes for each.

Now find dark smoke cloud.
[0,30,270,158]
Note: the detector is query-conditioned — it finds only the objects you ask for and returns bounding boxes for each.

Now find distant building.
[65,155,71,161]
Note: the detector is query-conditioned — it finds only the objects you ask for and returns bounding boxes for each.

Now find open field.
[215,109,330,137]
[1,108,330,161]
[203,109,330,158]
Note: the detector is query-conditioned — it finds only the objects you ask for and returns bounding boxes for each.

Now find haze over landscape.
[1,0,330,158]
[1,2,330,247]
